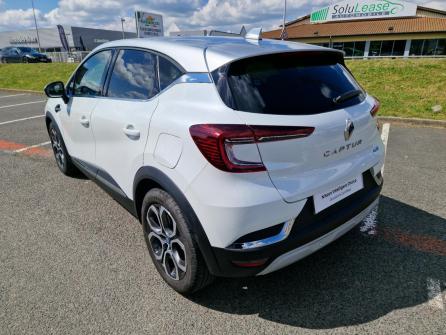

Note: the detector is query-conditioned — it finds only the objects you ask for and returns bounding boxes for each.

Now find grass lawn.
[347,59,446,120]
[0,59,445,120]
[0,63,77,92]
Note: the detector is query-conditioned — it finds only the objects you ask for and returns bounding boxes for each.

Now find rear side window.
[159,56,183,90]
[212,52,364,115]
[107,49,159,100]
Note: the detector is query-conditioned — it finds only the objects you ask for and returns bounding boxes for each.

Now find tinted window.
[107,49,159,100]
[343,42,354,57]
[212,52,364,115]
[73,50,112,97]
[380,41,393,56]
[393,40,406,56]
[369,41,381,56]
[423,39,437,56]
[159,56,183,90]
[410,40,424,56]
[436,39,446,55]
[353,42,366,57]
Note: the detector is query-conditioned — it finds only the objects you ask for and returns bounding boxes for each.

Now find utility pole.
[121,18,126,39]
[31,0,42,52]
[280,0,288,40]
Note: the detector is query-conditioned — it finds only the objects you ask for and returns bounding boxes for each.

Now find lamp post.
[121,17,126,39]
[31,0,42,52]
[280,0,287,40]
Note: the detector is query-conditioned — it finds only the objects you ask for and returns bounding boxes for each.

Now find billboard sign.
[310,0,417,23]
[135,11,164,38]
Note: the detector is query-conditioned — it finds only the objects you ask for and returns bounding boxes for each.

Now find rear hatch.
[211,51,382,203]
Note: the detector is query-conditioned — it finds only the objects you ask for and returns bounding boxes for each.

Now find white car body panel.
[91,97,159,199]
[59,97,97,164]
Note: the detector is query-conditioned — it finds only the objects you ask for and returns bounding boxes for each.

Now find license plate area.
[313,175,364,214]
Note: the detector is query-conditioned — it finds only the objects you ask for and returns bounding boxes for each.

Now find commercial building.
[0,26,136,52]
[264,0,446,58]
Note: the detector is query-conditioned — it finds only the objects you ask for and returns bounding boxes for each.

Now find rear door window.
[212,52,364,115]
[107,49,159,100]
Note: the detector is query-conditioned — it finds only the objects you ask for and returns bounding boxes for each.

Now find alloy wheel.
[146,204,187,281]
[50,127,65,169]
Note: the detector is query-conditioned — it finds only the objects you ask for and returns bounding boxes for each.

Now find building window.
[410,39,446,56]
[368,40,407,57]
[380,41,394,56]
[327,41,366,57]
[343,42,354,56]
[393,40,406,56]
[369,41,381,56]
[353,42,366,57]
[410,40,424,55]
[436,39,446,55]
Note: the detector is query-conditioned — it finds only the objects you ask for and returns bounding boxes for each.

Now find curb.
[378,116,446,129]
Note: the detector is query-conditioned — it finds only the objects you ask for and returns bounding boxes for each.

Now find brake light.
[370,98,380,118]
[189,124,314,173]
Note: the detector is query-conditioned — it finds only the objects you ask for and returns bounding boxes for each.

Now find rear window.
[212,52,365,115]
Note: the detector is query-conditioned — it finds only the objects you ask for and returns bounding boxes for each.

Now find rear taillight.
[189,124,314,173]
[370,98,380,118]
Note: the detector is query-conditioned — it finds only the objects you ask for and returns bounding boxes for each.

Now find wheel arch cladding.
[133,166,221,275]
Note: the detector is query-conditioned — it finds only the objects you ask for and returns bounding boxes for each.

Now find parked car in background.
[0,47,52,63]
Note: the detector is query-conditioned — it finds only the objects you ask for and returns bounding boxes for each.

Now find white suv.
[44,35,384,294]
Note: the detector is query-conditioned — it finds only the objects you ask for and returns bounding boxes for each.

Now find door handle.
[80,116,90,127]
[54,104,61,113]
[123,124,140,139]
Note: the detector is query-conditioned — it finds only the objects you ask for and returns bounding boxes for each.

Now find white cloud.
[0,0,445,34]
[0,8,42,31]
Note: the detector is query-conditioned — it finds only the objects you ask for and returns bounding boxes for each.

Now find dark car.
[0,47,52,63]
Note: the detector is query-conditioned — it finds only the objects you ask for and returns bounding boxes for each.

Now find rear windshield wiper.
[333,89,363,104]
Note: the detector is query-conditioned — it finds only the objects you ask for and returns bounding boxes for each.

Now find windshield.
[212,52,365,115]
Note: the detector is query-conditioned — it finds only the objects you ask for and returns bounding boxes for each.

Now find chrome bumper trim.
[229,219,295,250]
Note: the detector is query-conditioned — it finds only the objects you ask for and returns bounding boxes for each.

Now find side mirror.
[44,81,69,104]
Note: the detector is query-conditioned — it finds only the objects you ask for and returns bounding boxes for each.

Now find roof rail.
[245,27,263,41]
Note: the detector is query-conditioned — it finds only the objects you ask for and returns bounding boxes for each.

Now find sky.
[0,0,445,34]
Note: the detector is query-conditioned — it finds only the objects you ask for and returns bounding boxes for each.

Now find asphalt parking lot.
[0,90,445,334]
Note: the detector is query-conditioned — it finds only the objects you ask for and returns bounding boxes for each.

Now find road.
[0,91,445,334]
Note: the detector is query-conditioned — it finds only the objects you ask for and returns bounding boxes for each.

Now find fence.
[44,51,90,63]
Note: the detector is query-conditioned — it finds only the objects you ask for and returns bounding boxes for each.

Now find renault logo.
[344,119,354,141]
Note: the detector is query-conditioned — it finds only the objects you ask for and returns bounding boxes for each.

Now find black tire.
[141,188,214,294]
[48,121,79,176]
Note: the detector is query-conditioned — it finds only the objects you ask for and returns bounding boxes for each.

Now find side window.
[73,50,112,97]
[159,56,183,90]
[107,49,159,100]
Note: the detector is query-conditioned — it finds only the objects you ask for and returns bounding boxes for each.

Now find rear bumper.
[258,197,378,275]
[209,170,382,277]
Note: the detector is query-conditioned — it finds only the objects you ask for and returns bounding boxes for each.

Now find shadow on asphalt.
[190,196,446,329]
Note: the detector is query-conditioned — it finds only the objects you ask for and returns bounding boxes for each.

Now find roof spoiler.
[245,27,262,41]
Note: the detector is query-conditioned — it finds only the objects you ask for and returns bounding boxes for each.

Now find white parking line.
[0,115,44,126]
[0,93,28,99]
[381,123,390,176]
[0,100,45,109]
[427,278,444,310]
[13,141,51,153]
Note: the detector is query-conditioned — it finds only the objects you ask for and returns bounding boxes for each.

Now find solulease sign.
[310,0,417,23]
